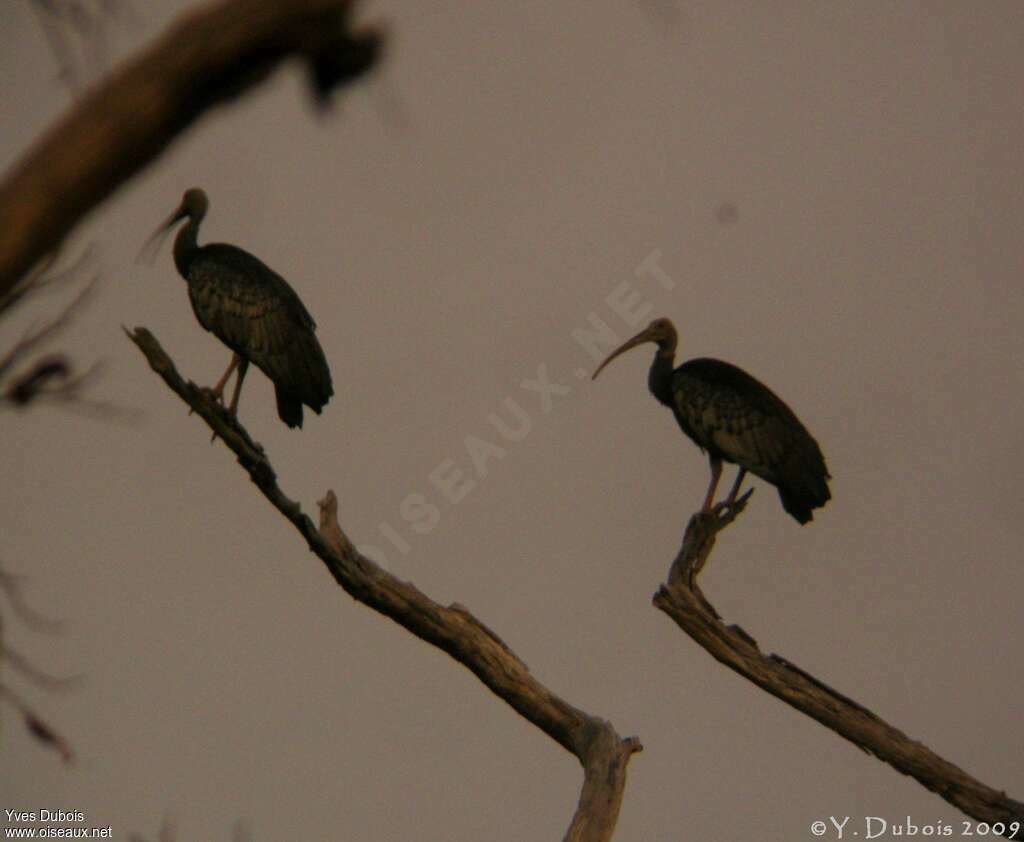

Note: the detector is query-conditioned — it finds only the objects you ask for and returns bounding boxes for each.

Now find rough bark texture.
[0,0,383,296]
[654,507,1024,838]
[128,327,642,842]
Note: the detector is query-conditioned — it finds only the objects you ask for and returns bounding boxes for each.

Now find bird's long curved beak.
[591,327,656,380]
[136,203,185,265]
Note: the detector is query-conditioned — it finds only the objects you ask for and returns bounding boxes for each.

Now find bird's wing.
[674,358,828,486]
[188,247,333,409]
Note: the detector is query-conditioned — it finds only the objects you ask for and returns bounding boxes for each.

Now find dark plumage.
[148,188,333,428]
[593,317,830,524]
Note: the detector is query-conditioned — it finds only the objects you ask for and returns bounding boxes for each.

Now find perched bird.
[145,188,333,428]
[592,317,830,524]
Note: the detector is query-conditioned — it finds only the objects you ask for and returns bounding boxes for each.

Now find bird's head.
[592,317,678,380]
[175,187,209,222]
[137,188,209,264]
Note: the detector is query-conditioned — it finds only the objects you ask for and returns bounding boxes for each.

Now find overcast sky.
[3,2,1023,840]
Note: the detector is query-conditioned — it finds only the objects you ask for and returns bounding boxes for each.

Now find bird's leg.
[210,353,242,403]
[189,352,239,419]
[209,358,250,443]
[227,358,249,416]
[701,455,723,512]
[203,354,245,444]
[716,467,748,512]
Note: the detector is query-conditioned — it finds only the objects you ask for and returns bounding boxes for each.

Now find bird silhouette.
[145,188,333,428]
[593,317,830,523]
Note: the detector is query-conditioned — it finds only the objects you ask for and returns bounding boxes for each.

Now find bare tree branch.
[653,510,1024,838]
[127,327,642,842]
[0,0,384,297]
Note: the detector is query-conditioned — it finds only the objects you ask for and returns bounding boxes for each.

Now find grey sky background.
[3,2,1023,840]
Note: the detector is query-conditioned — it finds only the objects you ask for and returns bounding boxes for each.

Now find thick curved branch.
[127,327,642,842]
[0,0,383,296]
[654,510,1024,838]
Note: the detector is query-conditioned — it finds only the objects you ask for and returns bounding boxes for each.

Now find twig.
[0,268,140,416]
[3,355,71,405]
[2,644,81,692]
[127,327,642,842]
[0,568,67,634]
[0,684,75,764]
[653,511,1024,837]
[0,563,75,762]
[0,276,96,382]
[28,0,133,91]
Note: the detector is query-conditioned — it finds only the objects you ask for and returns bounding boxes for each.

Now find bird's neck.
[173,215,201,277]
[648,349,676,408]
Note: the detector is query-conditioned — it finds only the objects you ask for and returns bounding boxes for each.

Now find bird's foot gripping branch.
[669,488,755,590]
[128,328,266,457]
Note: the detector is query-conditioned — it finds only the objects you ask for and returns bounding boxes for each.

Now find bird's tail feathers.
[275,383,304,428]
[288,331,333,413]
[778,488,815,524]
[778,454,831,524]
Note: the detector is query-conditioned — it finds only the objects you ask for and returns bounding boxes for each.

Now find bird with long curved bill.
[142,188,333,429]
[592,317,830,524]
